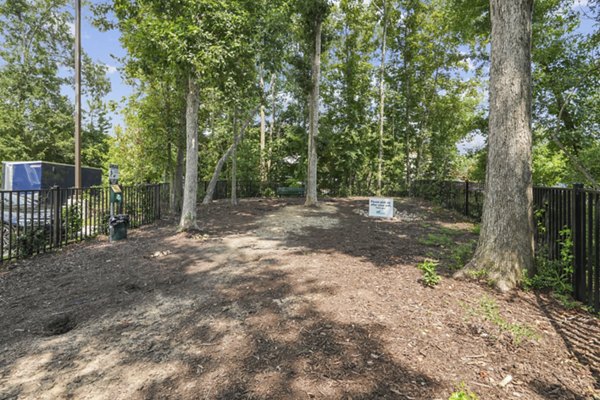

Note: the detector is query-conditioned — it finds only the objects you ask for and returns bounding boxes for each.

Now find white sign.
[369,197,394,218]
[109,164,119,182]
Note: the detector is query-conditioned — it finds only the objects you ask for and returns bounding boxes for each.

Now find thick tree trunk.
[306,18,322,206]
[203,108,258,204]
[458,0,535,291]
[377,0,387,196]
[179,75,200,231]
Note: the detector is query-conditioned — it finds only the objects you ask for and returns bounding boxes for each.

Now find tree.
[376,0,387,195]
[0,0,111,166]
[461,0,535,291]
[299,0,331,206]
[109,0,256,230]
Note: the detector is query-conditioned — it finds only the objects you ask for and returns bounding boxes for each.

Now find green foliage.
[261,188,276,198]
[448,383,479,400]
[417,259,441,287]
[532,140,569,186]
[525,227,574,297]
[419,232,453,247]
[61,204,83,240]
[0,0,112,167]
[464,268,488,280]
[449,240,476,270]
[96,0,600,195]
[16,228,48,257]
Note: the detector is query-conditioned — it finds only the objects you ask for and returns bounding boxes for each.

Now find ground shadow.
[534,293,600,388]
[0,205,443,399]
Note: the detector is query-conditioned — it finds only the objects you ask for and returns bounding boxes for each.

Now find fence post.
[465,180,470,217]
[573,183,585,301]
[157,184,161,220]
[51,186,61,248]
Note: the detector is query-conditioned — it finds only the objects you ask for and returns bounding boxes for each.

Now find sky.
[77,0,596,149]
[76,2,130,129]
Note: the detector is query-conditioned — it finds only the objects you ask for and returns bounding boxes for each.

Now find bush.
[16,227,48,257]
[262,187,276,198]
[418,260,441,287]
[525,227,574,296]
[61,203,83,240]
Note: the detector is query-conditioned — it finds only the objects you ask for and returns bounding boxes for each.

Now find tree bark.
[306,17,322,206]
[203,108,258,204]
[173,128,185,213]
[179,75,200,231]
[268,74,276,175]
[458,0,535,291]
[231,110,238,206]
[259,71,267,185]
[377,0,387,196]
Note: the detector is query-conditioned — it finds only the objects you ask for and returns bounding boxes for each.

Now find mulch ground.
[0,197,598,400]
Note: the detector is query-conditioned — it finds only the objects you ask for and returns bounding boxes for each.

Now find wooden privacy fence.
[412,180,600,312]
[0,183,169,263]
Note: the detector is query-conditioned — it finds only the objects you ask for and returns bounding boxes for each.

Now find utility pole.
[74,0,82,188]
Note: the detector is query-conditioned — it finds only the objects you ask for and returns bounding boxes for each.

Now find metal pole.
[74,0,82,188]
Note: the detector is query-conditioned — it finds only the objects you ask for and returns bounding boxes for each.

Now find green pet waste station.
[108,165,129,242]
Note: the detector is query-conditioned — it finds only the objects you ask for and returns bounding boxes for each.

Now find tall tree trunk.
[203,108,258,204]
[459,0,535,291]
[377,0,387,196]
[259,71,267,185]
[306,17,322,206]
[268,74,276,176]
[171,109,185,214]
[231,110,238,206]
[179,75,200,231]
[173,136,184,213]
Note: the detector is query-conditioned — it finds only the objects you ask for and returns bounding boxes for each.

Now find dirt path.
[0,198,598,399]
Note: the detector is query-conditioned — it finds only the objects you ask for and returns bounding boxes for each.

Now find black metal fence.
[412,180,599,312]
[199,180,408,200]
[411,180,484,219]
[200,181,299,200]
[1,183,168,264]
[534,185,599,312]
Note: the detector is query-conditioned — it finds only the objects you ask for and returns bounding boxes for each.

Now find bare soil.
[0,197,598,400]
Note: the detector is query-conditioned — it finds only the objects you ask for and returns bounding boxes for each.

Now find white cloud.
[105,64,118,75]
[67,21,75,37]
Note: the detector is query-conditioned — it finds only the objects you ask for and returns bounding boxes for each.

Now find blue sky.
[78,2,130,129]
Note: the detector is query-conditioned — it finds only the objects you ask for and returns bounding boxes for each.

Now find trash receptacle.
[109,214,129,241]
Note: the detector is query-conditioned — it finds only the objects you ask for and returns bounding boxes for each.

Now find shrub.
[418,260,441,287]
[16,227,48,257]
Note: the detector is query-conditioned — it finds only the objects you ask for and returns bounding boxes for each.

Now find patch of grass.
[438,226,462,236]
[478,296,538,345]
[464,268,488,280]
[448,383,479,400]
[417,259,441,287]
[419,232,453,247]
[425,250,439,260]
[448,240,476,270]
[471,224,480,235]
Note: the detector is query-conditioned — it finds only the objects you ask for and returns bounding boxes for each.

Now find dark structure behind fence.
[412,180,599,312]
[1,183,169,264]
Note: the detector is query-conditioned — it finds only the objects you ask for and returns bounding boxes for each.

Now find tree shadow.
[534,293,600,388]
[0,209,442,399]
